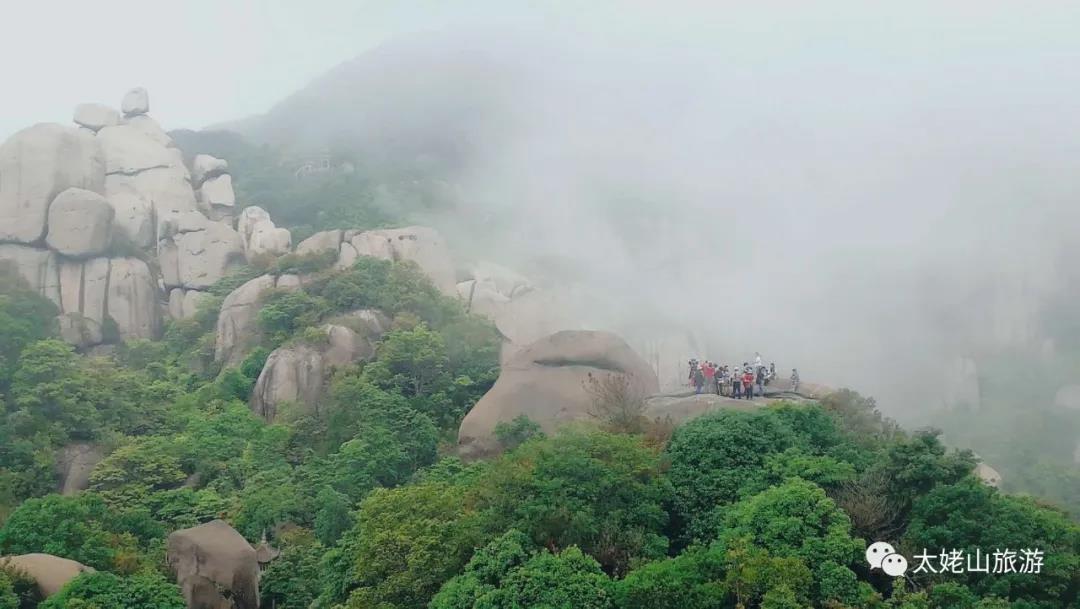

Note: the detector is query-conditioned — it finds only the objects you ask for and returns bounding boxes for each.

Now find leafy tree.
[260,529,325,609]
[0,494,145,570]
[38,571,185,609]
[88,436,186,507]
[714,479,870,607]
[431,530,613,609]
[611,545,727,609]
[362,322,449,398]
[326,481,486,609]
[493,415,545,451]
[313,487,353,546]
[903,477,1080,606]
[476,429,670,575]
[256,289,330,346]
[0,264,58,391]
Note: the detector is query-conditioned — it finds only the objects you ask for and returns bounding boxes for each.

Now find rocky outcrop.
[250,316,388,421]
[0,244,61,304]
[0,554,95,598]
[338,226,456,293]
[104,166,198,234]
[122,114,173,147]
[191,154,228,185]
[0,123,105,243]
[121,87,149,116]
[97,124,174,176]
[458,330,659,456]
[237,206,290,259]
[57,257,110,346]
[215,275,300,366]
[168,288,209,320]
[159,215,245,290]
[45,188,114,258]
[167,520,259,609]
[107,190,155,247]
[56,442,104,496]
[974,462,1002,488]
[295,226,456,294]
[642,393,761,426]
[73,103,120,132]
[107,257,161,340]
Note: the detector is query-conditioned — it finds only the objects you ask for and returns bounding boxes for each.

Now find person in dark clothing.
[692,366,705,394]
[755,367,766,396]
[768,362,776,384]
[732,368,742,398]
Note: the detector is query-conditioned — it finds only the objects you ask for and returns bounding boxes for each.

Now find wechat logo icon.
[867,541,908,577]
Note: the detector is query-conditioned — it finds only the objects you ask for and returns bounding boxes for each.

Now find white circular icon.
[881,553,909,577]
[866,541,896,569]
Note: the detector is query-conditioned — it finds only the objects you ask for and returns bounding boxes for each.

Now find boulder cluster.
[0,88,261,349]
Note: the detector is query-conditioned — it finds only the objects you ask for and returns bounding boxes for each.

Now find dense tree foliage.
[0,221,1077,609]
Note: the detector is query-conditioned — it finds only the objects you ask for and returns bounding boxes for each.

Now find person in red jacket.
[703,361,716,392]
[741,368,755,400]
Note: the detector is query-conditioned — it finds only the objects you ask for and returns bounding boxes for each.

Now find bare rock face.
[215,274,302,366]
[237,206,291,259]
[105,166,198,234]
[107,257,161,340]
[458,330,659,456]
[250,345,325,421]
[0,554,95,598]
[643,393,761,426]
[45,188,114,258]
[122,114,173,147]
[250,319,388,421]
[338,226,456,294]
[121,87,149,116]
[168,288,209,320]
[73,103,120,132]
[198,174,235,207]
[0,244,61,304]
[159,220,245,290]
[107,191,155,247]
[0,123,105,243]
[98,124,174,176]
[191,154,228,186]
[56,442,104,495]
[167,520,260,609]
[57,257,110,346]
[974,462,1002,488]
[295,229,343,256]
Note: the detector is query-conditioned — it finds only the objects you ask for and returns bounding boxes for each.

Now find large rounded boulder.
[0,554,94,598]
[0,123,105,244]
[458,330,659,456]
[166,520,259,609]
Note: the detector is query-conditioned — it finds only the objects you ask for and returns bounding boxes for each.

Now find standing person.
[768,362,776,384]
[688,359,698,387]
[703,361,716,393]
[791,368,800,393]
[742,368,755,400]
[732,366,742,398]
[754,352,763,370]
[755,366,766,397]
[693,365,705,394]
[715,365,725,395]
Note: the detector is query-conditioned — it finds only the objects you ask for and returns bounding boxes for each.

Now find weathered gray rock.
[215,274,282,366]
[73,103,120,132]
[337,226,456,294]
[199,174,235,207]
[0,123,105,243]
[121,113,172,147]
[458,330,659,456]
[643,393,761,426]
[237,206,290,258]
[0,554,95,598]
[250,345,325,421]
[167,520,259,609]
[250,321,387,421]
[45,188,114,257]
[974,462,1002,488]
[105,166,198,234]
[0,244,61,304]
[295,229,342,256]
[56,442,103,495]
[121,87,149,116]
[107,257,161,340]
[160,221,245,290]
[168,288,209,320]
[107,191,155,247]
[469,261,532,299]
[97,124,174,176]
[191,154,228,185]
[57,257,109,346]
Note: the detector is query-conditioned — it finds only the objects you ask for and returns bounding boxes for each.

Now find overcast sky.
[7,1,1079,139]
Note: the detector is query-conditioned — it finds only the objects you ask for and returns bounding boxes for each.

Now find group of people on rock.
[687,352,799,399]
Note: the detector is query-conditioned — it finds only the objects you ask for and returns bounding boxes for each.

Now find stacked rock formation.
[167,520,260,609]
[0,87,281,346]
